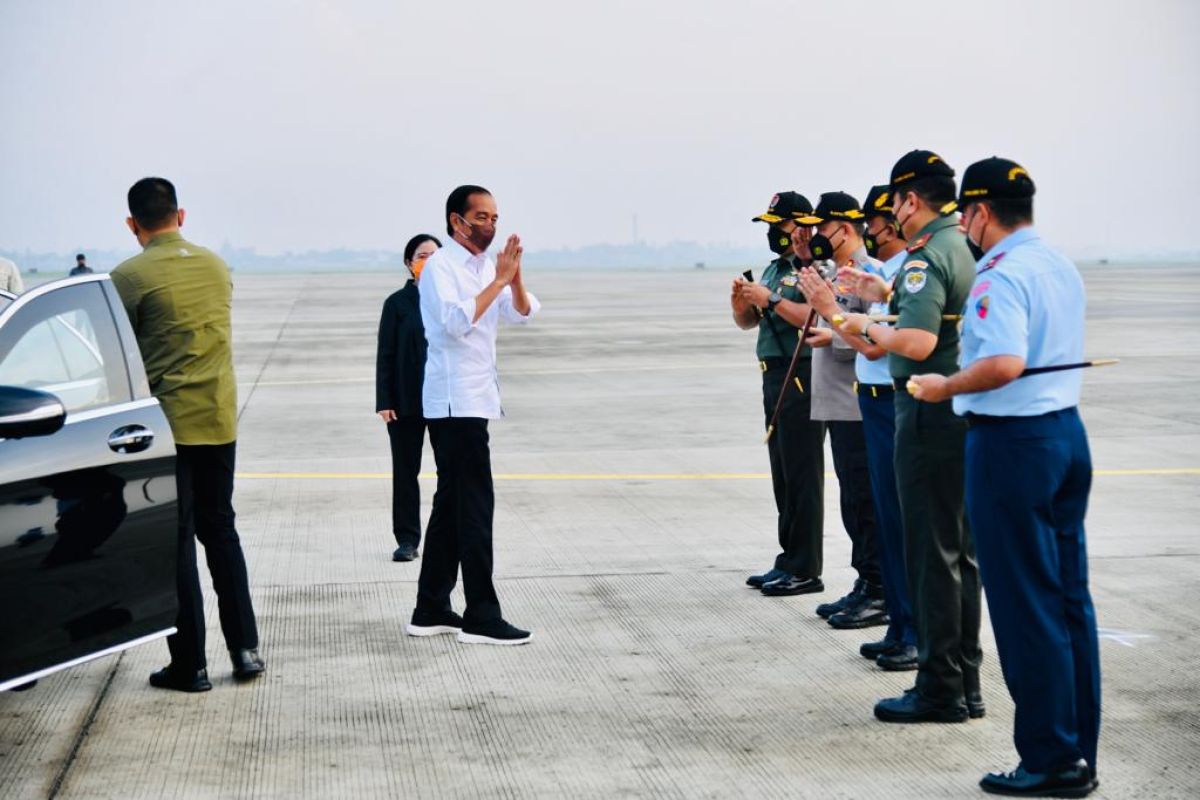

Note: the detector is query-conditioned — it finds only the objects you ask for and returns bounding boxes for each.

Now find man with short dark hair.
[406,184,539,645]
[111,177,263,692]
[838,151,983,723]
[909,158,1100,797]
[70,253,93,276]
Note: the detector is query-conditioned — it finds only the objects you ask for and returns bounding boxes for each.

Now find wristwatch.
[766,291,783,312]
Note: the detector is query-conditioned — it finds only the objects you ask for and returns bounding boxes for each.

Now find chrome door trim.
[0,627,176,692]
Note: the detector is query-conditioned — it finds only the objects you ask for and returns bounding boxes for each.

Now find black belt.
[853,382,894,398]
[759,357,789,372]
[892,377,910,391]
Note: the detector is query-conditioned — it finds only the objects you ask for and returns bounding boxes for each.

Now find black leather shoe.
[392,543,418,562]
[859,638,901,660]
[816,579,862,618]
[746,567,787,588]
[980,760,1095,797]
[829,596,889,629]
[967,690,986,719]
[876,644,918,671]
[761,575,824,596]
[874,689,967,723]
[231,649,266,681]
[149,665,212,693]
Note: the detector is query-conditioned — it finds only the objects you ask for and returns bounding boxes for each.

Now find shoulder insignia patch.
[905,259,928,271]
[976,295,990,319]
[979,251,1008,273]
[904,270,928,294]
[906,233,932,253]
[780,275,798,287]
[971,279,991,298]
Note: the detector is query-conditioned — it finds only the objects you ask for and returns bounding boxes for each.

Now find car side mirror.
[0,385,67,439]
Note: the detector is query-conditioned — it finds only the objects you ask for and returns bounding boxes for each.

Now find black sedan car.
[0,275,177,692]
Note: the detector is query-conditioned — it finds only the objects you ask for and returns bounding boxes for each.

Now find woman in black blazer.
[376,234,440,561]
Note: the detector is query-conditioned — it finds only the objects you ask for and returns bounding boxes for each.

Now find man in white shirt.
[405,185,540,646]
[0,255,23,294]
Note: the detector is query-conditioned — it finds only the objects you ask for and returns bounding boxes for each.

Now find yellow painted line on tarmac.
[235,468,1200,481]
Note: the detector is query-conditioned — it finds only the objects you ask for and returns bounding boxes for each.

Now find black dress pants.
[828,420,881,586]
[763,360,826,578]
[415,418,502,624]
[387,416,426,548]
[171,442,259,671]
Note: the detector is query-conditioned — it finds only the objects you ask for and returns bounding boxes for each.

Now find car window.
[0,283,131,413]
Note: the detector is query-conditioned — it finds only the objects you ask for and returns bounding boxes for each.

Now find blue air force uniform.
[955,159,1101,782]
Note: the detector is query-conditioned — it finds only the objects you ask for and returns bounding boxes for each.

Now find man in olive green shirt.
[839,151,983,725]
[112,177,263,693]
[733,191,827,598]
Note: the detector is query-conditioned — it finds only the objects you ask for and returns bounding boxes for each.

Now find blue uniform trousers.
[965,407,1101,773]
[858,388,915,646]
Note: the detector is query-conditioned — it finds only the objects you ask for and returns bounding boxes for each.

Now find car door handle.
[108,425,154,454]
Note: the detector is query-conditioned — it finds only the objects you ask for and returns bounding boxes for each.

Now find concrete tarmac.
[2,264,1198,799]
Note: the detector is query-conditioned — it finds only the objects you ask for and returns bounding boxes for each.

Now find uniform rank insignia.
[976,295,990,319]
[905,270,928,293]
[781,275,798,287]
[907,233,932,253]
[980,251,1007,273]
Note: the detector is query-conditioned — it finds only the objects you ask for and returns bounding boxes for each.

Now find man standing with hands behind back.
[406,185,539,646]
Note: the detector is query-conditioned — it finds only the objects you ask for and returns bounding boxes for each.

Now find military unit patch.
[905,270,928,294]
[905,260,928,271]
[781,275,799,287]
[971,279,991,298]
[976,295,990,319]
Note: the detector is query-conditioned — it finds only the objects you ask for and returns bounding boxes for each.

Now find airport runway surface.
[2,264,1198,798]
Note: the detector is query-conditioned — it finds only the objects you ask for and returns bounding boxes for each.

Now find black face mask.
[965,211,988,262]
[767,225,792,255]
[808,232,836,262]
[864,234,878,258]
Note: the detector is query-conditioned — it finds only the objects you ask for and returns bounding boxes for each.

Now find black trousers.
[763,361,826,578]
[387,416,426,548]
[893,393,982,704]
[171,442,259,671]
[828,420,880,587]
[415,418,502,624]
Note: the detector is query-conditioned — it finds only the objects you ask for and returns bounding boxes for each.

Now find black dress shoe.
[761,575,824,596]
[816,579,862,618]
[149,665,212,693]
[874,689,967,723]
[746,567,787,588]
[829,596,889,629]
[392,543,419,562]
[967,690,986,719]
[980,760,1095,797]
[876,644,918,671]
[859,638,901,660]
[230,649,266,681]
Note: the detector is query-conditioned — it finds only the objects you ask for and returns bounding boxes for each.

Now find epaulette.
[978,251,1007,273]
[906,233,932,253]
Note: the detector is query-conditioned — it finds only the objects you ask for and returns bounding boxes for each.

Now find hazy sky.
[2,0,1197,258]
